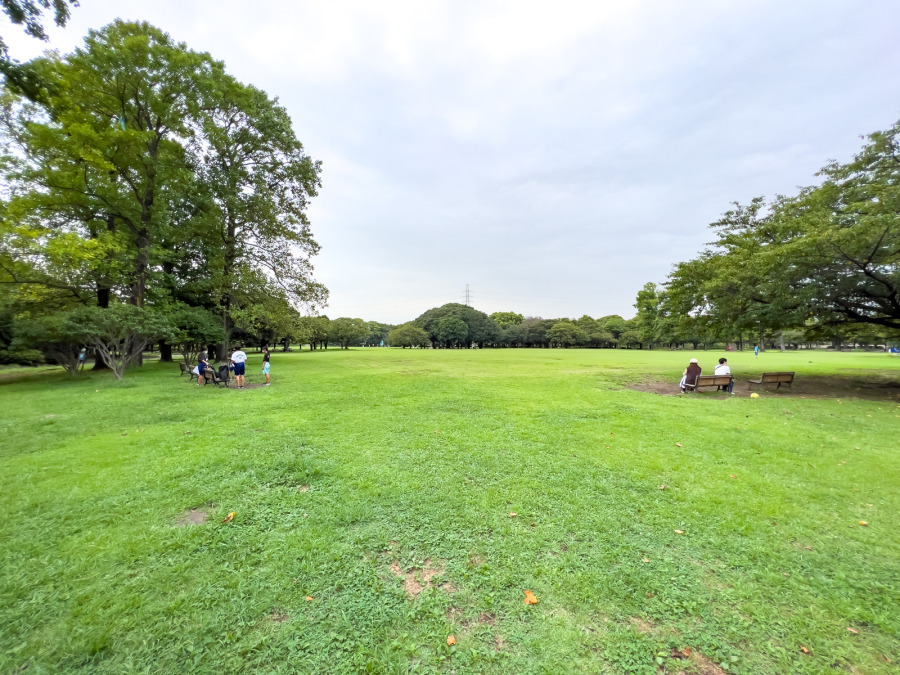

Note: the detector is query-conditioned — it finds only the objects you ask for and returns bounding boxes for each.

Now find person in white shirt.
[715,357,734,394]
[230,346,248,389]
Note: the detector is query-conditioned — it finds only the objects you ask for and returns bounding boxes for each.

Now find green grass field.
[1,348,898,674]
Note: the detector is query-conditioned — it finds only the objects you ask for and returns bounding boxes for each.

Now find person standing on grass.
[231,345,248,389]
[197,352,210,386]
[754,344,760,358]
[715,357,735,394]
[262,347,271,386]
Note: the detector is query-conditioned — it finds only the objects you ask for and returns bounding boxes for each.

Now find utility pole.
[464,284,472,306]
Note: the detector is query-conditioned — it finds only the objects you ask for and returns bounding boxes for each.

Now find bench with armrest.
[179,362,200,381]
[685,374,734,392]
[748,372,794,389]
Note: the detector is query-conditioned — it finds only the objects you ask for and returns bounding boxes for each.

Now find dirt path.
[627,375,900,401]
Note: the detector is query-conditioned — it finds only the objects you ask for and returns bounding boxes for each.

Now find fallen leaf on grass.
[859,521,868,526]
[800,646,811,654]
[675,442,682,447]
[447,635,456,645]
[642,558,650,563]
[659,484,667,490]
[674,529,684,535]
[509,512,517,517]
[729,474,737,479]
[610,432,615,436]
[222,512,235,523]
[305,596,314,602]
[523,590,538,605]
[671,646,692,658]
[847,627,858,634]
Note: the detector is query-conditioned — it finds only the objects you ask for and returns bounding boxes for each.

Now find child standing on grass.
[262,347,271,386]
[231,346,247,389]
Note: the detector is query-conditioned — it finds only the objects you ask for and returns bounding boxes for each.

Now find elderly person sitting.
[680,358,702,393]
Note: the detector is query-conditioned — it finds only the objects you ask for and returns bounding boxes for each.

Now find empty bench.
[748,372,794,390]
[686,374,733,392]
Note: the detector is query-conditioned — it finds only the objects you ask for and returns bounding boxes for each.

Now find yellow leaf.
[859,521,868,526]
[305,596,314,602]
[524,590,538,605]
[674,529,684,535]
[847,627,858,634]
[509,512,517,517]
[675,442,682,447]
[222,512,235,523]
[642,558,650,563]
[447,635,456,645]
[800,646,811,654]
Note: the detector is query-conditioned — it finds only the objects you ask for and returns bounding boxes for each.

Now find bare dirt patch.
[175,508,208,527]
[629,616,656,634]
[627,374,900,401]
[494,634,507,651]
[297,484,310,493]
[691,651,728,675]
[267,610,290,623]
[390,559,451,598]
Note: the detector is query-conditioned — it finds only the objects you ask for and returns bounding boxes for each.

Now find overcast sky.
[5,1,899,323]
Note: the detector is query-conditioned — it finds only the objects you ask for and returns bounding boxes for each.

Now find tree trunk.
[159,340,173,362]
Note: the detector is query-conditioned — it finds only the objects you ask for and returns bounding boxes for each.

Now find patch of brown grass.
[174,508,208,527]
[629,616,656,634]
[390,558,452,598]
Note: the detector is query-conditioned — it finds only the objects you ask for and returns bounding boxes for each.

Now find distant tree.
[415,303,499,347]
[387,322,430,348]
[329,317,369,349]
[490,311,524,330]
[547,321,587,347]
[434,316,468,348]
[365,321,392,346]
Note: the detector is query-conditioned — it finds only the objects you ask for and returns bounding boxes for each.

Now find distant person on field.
[715,357,735,394]
[77,347,86,371]
[231,346,248,389]
[262,347,271,386]
[197,352,210,386]
[680,358,702,393]
[754,344,760,358]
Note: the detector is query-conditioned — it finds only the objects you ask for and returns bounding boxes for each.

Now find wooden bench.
[686,374,733,392]
[748,372,794,390]
[179,362,200,381]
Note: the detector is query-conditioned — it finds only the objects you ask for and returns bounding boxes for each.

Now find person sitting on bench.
[680,358,701,393]
[714,357,735,394]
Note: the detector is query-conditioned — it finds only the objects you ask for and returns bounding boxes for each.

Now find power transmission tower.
[464,284,472,306]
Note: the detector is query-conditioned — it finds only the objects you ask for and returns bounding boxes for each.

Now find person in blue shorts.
[230,346,247,388]
[262,347,271,386]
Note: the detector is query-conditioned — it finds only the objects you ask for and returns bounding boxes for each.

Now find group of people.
[680,357,735,394]
[194,346,271,388]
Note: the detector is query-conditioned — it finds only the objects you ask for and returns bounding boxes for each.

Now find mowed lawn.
[1,349,898,674]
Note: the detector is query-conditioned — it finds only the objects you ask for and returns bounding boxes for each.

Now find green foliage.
[546,320,587,347]
[11,309,81,373]
[416,303,499,348]
[387,322,430,348]
[0,20,326,351]
[665,119,900,342]
[168,305,225,364]
[489,311,524,330]
[328,317,369,349]
[68,303,174,379]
